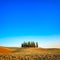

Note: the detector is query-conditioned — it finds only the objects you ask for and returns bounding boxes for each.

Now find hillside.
[0,46,12,53]
[0,47,60,60]
[0,46,60,54]
[13,48,60,54]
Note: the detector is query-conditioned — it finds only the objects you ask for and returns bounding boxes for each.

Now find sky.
[0,0,60,48]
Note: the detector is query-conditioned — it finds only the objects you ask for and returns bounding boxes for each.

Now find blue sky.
[0,0,60,48]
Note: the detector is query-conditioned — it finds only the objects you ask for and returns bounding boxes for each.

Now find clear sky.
[0,0,60,48]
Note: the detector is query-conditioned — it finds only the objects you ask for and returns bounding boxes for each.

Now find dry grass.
[0,46,60,60]
[0,46,60,54]
[0,46,12,53]
[12,47,60,54]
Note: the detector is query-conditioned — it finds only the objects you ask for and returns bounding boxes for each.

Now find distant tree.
[36,42,38,47]
[21,43,23,47]
[28,41,30,47]
[30,42,35,47]
[23,42,27,47]
[21,41,38,48]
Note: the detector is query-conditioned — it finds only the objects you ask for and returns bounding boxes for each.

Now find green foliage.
[36,42,38,47]
[21,41,38,47]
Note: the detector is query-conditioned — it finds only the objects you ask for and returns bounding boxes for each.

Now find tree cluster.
[21,41,38,47]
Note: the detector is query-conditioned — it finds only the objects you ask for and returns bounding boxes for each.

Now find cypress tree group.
[28,41,30,47]
[36,42,38,47]
[21,41,38,48]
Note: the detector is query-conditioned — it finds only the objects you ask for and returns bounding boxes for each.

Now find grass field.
[0,46,60,60]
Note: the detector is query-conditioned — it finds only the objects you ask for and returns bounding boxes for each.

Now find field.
[0,46,60,60]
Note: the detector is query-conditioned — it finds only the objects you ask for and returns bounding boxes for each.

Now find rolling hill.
[13,47,60,54]
[0,46,12,53]
[0,46,60,54]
